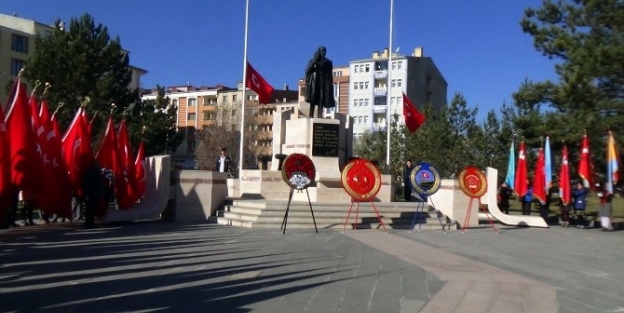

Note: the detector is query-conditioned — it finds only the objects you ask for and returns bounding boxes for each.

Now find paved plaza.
[1,220,623,313]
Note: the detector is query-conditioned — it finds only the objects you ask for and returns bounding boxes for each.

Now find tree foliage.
[518,0,624,179]
[127,86,182,157]
[22,13,180,157]
[194,102,260,178]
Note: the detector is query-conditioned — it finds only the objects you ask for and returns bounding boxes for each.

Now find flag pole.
[385,0,394,167]
[239,0,250,177]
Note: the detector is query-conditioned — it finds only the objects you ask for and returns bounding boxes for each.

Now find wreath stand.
[410,194,446,233]
[280,187,318,235]
[341,198,387,233]
[461,197,498,234]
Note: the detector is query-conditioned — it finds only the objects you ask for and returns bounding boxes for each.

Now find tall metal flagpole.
[385,0,394,166]
[239,0,249,177]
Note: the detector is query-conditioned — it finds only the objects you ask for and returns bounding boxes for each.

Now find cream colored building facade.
[0,13,146,105]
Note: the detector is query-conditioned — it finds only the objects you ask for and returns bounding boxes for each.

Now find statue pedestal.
[240,109,395,202]
[428,180,479,227]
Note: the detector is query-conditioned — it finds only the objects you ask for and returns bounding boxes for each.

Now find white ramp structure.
[481,167,548,228]
[102,155,171,223]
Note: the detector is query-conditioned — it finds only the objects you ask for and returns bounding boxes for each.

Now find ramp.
[482,167,548,228]
[102,155,171,223]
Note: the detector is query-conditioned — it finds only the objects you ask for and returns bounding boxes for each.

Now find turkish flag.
[62,108,94,194]
[35,100,72,218]
[533,148,546,204]
[559,145,571,206]
[0,107,12,222]
[402,93,425,134]
[514,141,528,197]
[246,62,274,104]
[96,117,132,209]
[578,135,593,189]
[4,79,43,191]
[134,142,146,198]
[117,119,138,205]
[29,95,41,131]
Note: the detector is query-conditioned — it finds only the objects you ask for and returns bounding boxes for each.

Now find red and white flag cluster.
[0,78,146,221]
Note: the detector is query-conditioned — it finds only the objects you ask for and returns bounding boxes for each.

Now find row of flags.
[504,133,620,205]
[0,78,146,220]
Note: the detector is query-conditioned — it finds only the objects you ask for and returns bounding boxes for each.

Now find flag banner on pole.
[402,92,425,134]
[607,131,619,193]
[504,139,515,188]
[533,148,546,204]
[0,106,12,221]
[544,136,552,191]
[246,62,274,104]
[514,141,528,197]
[4,78,43,191]
[559,145,571,206]
[578,135,593,188]
[118,119,138,204]
[134,142,146,198]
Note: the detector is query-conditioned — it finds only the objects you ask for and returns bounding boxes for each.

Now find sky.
[2,0,559,121]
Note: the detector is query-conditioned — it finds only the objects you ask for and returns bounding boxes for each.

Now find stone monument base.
[239,169,395,202]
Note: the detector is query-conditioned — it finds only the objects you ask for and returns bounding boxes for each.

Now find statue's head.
[317,46,327,57]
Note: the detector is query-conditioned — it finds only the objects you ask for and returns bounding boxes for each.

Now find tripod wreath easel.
[458,166,498,234]
[407,162,446,233]
[340,158,387,233]
[279,153,318,235]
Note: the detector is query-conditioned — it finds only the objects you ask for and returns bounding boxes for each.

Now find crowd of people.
[5,160,116,229]
[497,180,615,231]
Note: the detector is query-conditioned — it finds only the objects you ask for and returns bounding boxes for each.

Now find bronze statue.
[305,46,335,118]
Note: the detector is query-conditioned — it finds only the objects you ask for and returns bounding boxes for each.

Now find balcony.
[373,87,387,97]
[372,105,387,113]
[373,70,388,79]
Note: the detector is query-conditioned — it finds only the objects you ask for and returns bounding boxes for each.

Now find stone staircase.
[215,199,456,230]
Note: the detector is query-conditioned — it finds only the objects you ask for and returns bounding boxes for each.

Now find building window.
[188,98,196,106]
[365,64,370,72]
[10,59,26,76]
[364,81,369,90]
[358,82,364,89]
[187,113,196,121]
[364,99,369,107]
[333,70,342,77]
[172,99,178,107]
[333,83,339,97]
[398,61,403,69]
[222,95,228,103]
[397,79,403,87]
[354,82,358,90]
[364,116,368,124]
[11,34,28,53]
[232,94,238,102]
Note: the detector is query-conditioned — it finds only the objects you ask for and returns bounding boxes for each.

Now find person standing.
[497,182,513,214]
[597,183,614,231]
[81,160,105,229]
[19,188,35,226]
[215,148,233,176]
[403,160,414,201]
[521,180,533,215]
[572,182,589,229]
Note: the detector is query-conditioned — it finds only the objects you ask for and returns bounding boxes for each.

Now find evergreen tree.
[518,0,624,176]
[127,86,182,157]
[23,14,137,141]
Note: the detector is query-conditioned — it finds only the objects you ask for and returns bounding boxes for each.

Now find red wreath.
[281,153,316,188]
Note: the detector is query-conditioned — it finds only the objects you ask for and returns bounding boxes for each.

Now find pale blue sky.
[3,0,558,121]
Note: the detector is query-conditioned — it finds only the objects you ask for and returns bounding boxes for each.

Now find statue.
[305,46,335,118]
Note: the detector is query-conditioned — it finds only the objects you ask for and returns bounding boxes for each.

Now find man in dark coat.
[81,160,105,228]
[305,46,335,118]
[403,160,414,201]
[215,148,233,176]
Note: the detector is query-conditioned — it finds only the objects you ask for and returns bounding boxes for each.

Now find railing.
[374,70,388,79]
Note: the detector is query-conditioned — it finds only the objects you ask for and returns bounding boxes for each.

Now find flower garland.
[281,153,316,190]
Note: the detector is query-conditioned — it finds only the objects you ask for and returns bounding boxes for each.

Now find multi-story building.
[141,82,298,169]
[349,47,447,139]
[0,13,146,105]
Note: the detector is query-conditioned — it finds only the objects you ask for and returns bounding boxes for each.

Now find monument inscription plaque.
[312,123,339,157]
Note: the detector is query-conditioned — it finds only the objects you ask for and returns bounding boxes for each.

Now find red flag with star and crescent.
[35,99,72,218]
[4,78,43,192]
[402,92,425,134]
[514,141,528,197]
[246,62,274,104]
[0,105,12,222]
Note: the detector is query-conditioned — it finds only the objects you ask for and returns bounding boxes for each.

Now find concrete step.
[227,206,437,219]
[250,221,454,231]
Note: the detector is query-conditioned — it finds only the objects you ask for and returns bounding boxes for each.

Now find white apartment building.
[349,47,447,139]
